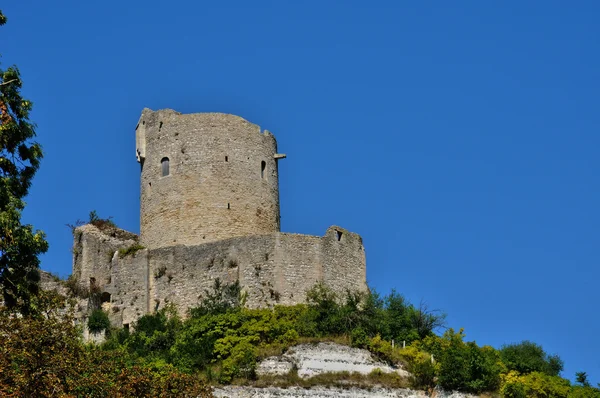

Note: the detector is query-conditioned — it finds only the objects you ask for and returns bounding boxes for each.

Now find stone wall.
[73,224,366,325]
[136,109,282,249]
[71,224,138,292]
[106,248,149,328]
[147,228,367,316]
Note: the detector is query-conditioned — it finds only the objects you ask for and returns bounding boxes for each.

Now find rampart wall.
[72,224,138,291]
[72,224,366,326]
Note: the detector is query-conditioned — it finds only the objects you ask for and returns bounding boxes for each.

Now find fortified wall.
[71,109,367,328]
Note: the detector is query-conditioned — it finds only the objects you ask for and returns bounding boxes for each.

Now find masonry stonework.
[72,109,367,327]
[137,109,281,249]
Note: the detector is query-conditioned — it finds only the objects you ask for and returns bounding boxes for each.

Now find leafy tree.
[418,329,502,393]
[500,340,564,377]
[0,290,213,397]
[0,10,48,313]
[577,372,591,387]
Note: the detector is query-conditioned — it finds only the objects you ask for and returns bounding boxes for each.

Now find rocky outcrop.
[214,386,476,398]
[256,342,410,379]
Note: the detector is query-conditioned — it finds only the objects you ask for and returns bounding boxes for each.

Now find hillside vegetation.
[3,279,596,397]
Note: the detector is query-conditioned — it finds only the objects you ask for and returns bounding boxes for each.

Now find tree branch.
[0,79,19,86]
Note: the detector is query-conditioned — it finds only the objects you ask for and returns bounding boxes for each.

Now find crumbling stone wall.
[136,109,282,249]
[147,227,366,316]
[106,248,149,328]
[72,224,366,326]
[71,224,138,292]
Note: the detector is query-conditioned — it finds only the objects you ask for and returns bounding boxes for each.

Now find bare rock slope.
[256,342,410,379]
[214,386,473,398]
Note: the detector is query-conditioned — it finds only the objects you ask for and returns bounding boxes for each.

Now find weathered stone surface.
[70,225,366,324]
[257,343,409,379]
[214,386,477,398]
[137,109,281,249]
[61,109,368,330]
[256,357,294,377]
[71,224,138,292]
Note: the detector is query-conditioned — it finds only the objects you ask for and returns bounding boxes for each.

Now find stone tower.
[135,108,285,250]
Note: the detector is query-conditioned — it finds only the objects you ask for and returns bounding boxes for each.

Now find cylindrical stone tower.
[135,108,283,250]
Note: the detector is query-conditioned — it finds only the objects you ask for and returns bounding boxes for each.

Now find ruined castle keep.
[72,108,367,328]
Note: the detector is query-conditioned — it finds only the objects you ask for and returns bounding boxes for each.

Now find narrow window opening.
[161,157,170,176]
[159,121,163,130]
[225,156,228,162]
[336,230,343,241]
[261,161,266,179]
[227,203,230,209]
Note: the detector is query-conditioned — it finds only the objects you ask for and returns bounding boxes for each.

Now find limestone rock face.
[214,386,476,398]
[256,342,411,379]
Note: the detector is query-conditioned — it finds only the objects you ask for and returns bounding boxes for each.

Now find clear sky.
[2,0,599,383]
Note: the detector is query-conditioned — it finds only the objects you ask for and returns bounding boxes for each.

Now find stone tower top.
[136,108,286,249]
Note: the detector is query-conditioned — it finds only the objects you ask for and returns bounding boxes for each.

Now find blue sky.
[3,0,599,383]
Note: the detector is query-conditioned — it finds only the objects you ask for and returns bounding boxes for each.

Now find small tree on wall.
[88,309,111,334]
[0,10,48,314]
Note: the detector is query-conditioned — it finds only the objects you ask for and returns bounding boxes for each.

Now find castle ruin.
[71,109,367,328]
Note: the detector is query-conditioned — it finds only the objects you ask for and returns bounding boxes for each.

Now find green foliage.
[501,370,571,398]
[189,278,244,317]
[416,328,503,393]
[88,308,111,334]
[500,340,564,377]
[577,372,591,387]
[89,281,593,395]
[88,209,117,230]
[219,339,257,383]
[301,284,445,343]
[351,327,369,348]
[118,243,146,258]
[569,386,600,398]
[0,10,48,314]
[0,290,213,397]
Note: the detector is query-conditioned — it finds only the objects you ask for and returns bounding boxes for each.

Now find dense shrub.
[88,308,110,333]
[500,340,564,377]
[417,329,503,393]
[501,370,571,398]
[0,291,212,397]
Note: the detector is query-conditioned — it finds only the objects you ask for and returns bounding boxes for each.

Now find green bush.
[351,327,369,348]
[88,309,110,334]
[0,291,212,397]
[501,370,571,398]
[417,329,502,393]
[219,340,257,383]
[500,340,563,377]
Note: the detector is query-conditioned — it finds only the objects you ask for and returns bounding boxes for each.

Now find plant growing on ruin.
[189,278,244,317]
[67,210,117,234]
[118,243,145,258]
[63,275,90,298]
[0,10,48,314]
[88,308,111,334]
